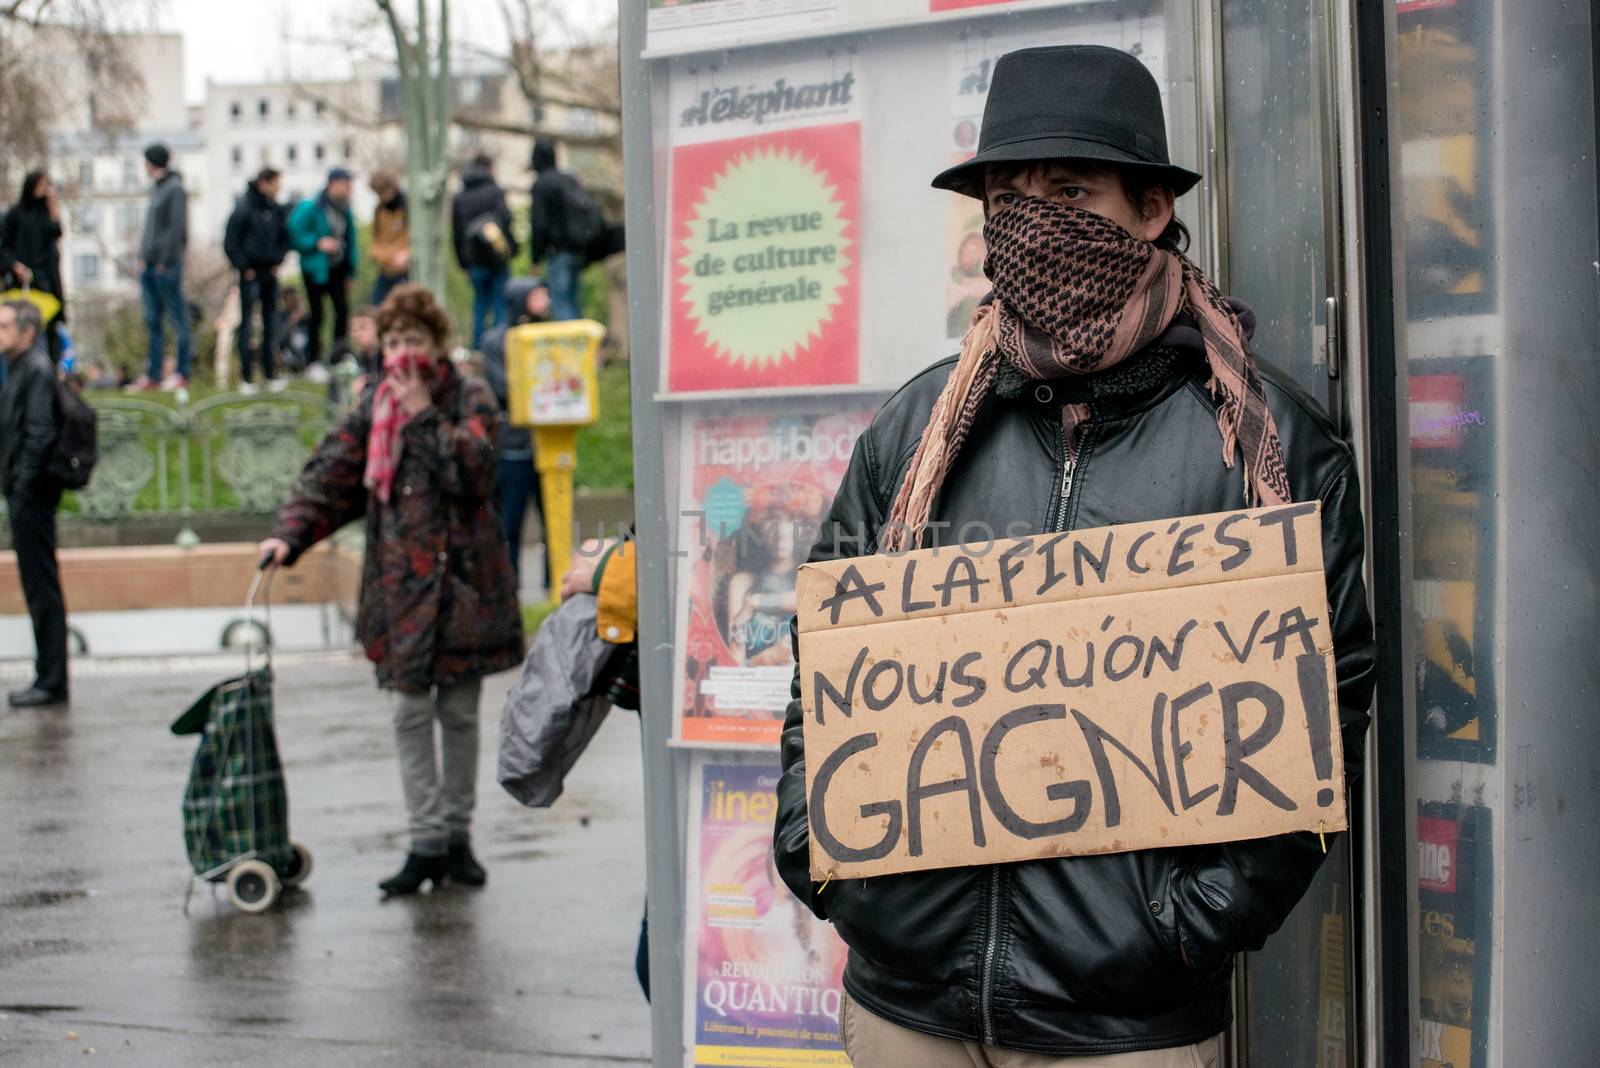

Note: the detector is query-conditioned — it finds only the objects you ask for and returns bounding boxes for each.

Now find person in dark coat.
[223,167,290,392]
[0,170,66,362]
[528,138,595,322]
[477,276,551,588]
[0,300,67,707]
[259,284,524,896]
[450,154,517,347]
[130,143,193,390]
[771,47,1375,1066]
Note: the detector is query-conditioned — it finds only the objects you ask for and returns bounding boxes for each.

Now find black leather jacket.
[1,342,59,498]
[223,183,290,271]
[773,314,1376,1056]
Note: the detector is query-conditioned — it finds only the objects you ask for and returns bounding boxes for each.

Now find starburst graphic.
[676,144,853,371]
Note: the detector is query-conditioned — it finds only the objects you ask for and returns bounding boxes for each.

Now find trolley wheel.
[282,841,314,888]
[226,859,280,913]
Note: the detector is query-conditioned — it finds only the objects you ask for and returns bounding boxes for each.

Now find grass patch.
[522,599,560,636]
[576,361,633,491]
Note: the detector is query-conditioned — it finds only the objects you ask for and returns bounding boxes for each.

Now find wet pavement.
[0,652,652,1065]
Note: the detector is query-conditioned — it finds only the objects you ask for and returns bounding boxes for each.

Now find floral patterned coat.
[273,368,525,693]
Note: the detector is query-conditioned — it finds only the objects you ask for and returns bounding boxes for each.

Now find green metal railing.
[28,382,353,544]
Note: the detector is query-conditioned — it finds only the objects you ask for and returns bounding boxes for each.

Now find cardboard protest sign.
[796,504,1344,880]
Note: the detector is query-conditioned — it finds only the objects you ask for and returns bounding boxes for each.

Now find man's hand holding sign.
[797,504,1342,881]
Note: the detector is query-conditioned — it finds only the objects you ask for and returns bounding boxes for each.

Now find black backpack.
[49,380,98,490]
[561,177,604,255]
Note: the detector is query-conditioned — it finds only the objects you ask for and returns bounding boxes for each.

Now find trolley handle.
[245,561,277,673]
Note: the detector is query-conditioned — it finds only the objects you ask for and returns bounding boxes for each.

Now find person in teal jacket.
[289,168,360,374]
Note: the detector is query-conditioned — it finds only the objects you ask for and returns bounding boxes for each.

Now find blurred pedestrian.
[0,300,68,708]
[0,170,66,363]
[349,304,381,383]
[529,138,603,321]
[128,143,192,391]
[451,153,517,346]
[258,284,523,895]
[368,170,411,306]
[289,167,360,383]
[223,167,290,394]
[478,277,552,587]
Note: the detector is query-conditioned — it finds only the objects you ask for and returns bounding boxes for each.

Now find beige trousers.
[841,993,1224,1068]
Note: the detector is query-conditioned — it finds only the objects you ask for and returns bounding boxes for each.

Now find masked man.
[773,45,1375,1067]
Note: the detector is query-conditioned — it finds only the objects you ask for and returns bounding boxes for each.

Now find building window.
[75,253,99,283]
[77,160,94,186]
[567,107,599,135]
[71,205,101,232]
[314,143,325,162]
[230,101,241,121]
[258,98,270,119]
[342,140,353,160]
[287,101,297,120]
[119,204,141,235]
[315,100,327,116]
[286,144,298,163]
[122,158,138,189]
[231,146,243,170]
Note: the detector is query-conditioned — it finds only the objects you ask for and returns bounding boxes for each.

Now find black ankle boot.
[378,852,450,896]
[447,840,487,887]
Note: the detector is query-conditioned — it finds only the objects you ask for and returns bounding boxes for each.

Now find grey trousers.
[841,994,1223,1068]
[392,678,483,857]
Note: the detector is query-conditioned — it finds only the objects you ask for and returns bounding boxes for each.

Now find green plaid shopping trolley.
[170,565,313,913]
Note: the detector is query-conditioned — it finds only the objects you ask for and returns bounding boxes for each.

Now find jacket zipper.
[979,409,1096,1047]
[1053,416,1094,534]
[980,866,1004,1044]
[1054,457,1076,532]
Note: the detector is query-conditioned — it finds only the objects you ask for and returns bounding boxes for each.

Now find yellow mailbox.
[505,319,606,601]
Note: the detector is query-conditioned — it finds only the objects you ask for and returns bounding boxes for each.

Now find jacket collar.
[1007,296,1256,418]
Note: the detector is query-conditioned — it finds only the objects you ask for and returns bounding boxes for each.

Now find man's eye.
[1060,186,1087,200]
[994,192,1016,206]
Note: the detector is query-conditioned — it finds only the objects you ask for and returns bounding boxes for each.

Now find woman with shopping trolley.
[258,283,524,896]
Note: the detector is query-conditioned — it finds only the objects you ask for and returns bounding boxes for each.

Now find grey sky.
[158,0,614,104]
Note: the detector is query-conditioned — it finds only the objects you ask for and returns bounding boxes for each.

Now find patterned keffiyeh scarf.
[881,197,1290,552]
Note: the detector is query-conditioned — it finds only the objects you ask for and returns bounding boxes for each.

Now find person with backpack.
[528,138,604,322]
[223,167,291,394]
[450,154,518,347]
[0,300,70,707]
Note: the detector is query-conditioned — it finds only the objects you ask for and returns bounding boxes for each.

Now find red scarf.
[882,198,1290,552]
[364,355,449,503]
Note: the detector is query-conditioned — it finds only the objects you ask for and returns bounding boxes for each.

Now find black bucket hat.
[932,45,1202,200]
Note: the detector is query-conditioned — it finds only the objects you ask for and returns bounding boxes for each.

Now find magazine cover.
[676,406,874,746]
[1417,801,1492,1068]
[684,757,849,1067]
[667,121,861,392]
